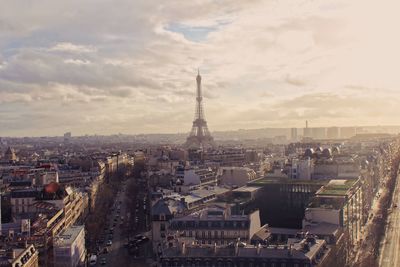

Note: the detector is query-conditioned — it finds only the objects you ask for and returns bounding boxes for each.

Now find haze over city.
[1,0,400,137]
[3,1,400,267]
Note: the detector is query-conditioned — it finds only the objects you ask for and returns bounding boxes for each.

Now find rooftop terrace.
[316,179,359,196]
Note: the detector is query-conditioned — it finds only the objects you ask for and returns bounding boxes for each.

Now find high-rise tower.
[185,70,215,149]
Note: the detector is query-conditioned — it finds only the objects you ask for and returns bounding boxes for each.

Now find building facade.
[53,225,86,267]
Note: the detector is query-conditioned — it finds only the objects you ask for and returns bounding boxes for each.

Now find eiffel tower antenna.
[184,70,215,149]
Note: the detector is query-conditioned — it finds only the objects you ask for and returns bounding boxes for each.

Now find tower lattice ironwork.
[185,70,215,149]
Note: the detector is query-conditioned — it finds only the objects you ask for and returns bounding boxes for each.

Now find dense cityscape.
[0,72,399,267]
[2,1,400,267]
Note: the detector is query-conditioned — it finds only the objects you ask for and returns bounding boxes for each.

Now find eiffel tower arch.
[184,70,215,149]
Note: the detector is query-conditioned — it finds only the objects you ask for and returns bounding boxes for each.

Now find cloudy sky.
[1,0,399,136]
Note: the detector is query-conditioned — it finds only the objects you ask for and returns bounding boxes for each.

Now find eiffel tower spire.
[185,70,215,149]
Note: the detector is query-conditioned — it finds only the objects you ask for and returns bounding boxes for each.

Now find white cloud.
[50,42,97,53]
[0,0,399,136]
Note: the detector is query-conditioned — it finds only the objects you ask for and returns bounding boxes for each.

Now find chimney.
[181,242,186,255]
[235,241,239,256]
[288,244,293,256]
[224,204,231,219]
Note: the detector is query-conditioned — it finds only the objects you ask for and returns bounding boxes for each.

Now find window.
[221,231,224,238]
[160,223,165,231]
[202,231,205,238]
[208,231,211,239]
[214,231,218,238]
[189,231,193,237]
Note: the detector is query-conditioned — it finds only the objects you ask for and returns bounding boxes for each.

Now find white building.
[53,225,86,267]
[174,167,217,192]
[168,205,261,246]
[289,158,314,180]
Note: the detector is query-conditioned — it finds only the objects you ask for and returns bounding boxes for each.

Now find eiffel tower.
[184,70,215,149]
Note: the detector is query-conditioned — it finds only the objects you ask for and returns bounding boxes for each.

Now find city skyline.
[1,0,400,137]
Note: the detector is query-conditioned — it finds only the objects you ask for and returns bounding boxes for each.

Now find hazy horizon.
[2,124,400,138]
[1,0,400,136]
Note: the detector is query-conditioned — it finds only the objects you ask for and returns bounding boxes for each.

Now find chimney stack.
[181,242,186,255]
[235,241,239,256]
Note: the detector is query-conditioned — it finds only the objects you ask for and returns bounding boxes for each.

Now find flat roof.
[54,225,84,247]
[316,179,358,196]
[233,186,260,193]
[248,177,327,186]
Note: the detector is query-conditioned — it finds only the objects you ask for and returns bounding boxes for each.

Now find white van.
[89,255,97,266]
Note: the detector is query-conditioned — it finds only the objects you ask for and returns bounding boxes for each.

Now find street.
[94,176,152,267]
[379,172,400,267]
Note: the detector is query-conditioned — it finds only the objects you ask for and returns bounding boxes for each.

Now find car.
[100,258,106,265]
[106,240,112,246]
[141,236,149,242]
[135,234,145,240]
[89,255,97,266]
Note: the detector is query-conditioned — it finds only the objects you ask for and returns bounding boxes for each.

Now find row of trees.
[354,139,400,266]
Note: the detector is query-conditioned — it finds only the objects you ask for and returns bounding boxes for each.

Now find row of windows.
[180,230,247,240]
[170,220,249,229]
[161,260,310,267]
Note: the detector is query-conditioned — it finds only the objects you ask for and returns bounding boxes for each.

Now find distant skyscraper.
[303,121,312,138]
[291,128,298,141]
[327,127,339,139]
[185,70,215,149]
[312,127,327,139]
[340,127,356,139]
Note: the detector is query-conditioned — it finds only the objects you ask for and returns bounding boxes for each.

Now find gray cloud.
[0,0,399,136]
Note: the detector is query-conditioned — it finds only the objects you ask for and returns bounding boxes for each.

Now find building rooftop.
[248,177,327,186]
[233,186,260,193]
[162,238,327,261]
[316,179,358,196]
[54,225,84,247]
[172,206,249,222]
